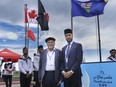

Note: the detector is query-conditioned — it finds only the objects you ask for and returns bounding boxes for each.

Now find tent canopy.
[0,48,21,62]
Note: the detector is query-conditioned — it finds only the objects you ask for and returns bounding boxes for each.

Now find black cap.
[23,47,28,51]
[110,49,116,53]
[45,37,56,43]
[38,45,43,49]
[64,28,72,34]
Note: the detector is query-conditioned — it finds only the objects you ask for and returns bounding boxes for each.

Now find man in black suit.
[38,37,62,87]
[62,29,83,87]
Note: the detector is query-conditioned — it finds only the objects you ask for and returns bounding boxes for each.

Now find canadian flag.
[25,8,49,25]
[25,7,38,24]
[28,9,38,23]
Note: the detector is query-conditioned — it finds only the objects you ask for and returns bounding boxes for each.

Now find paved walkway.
[0,81,63,87]
[0,84,20,87]
[0,81,20,87]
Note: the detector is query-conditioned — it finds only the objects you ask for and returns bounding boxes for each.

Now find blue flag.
[72,0,108,17]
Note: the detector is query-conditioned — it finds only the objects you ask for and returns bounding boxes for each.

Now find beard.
[67,39,72,43]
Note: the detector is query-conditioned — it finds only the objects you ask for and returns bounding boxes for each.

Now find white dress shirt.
[107,56,116,61]
[45,49,55,71]
[18,55,33,74]
[33,53,40,71]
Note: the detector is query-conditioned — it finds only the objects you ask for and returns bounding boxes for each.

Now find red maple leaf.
[28,10,37,19]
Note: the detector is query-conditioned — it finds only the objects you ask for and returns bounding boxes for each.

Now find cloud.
[0,30,18,40]
[0,44,23,49]
[0,0,116,62]
[0,0,38,25]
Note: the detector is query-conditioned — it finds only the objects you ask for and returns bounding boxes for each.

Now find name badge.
[66,58,68,63]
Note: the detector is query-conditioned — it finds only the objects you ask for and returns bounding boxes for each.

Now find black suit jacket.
[62,41,83,77]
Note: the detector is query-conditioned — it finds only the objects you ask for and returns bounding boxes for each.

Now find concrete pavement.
[0,84,20,87]
[0,81,20,87]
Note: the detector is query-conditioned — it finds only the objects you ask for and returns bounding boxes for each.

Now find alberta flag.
[72,0,108,17]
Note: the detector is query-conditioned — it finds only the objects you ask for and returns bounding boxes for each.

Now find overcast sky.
[0,0,116,63]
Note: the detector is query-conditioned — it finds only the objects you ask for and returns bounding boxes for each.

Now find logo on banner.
[81,2,92,12]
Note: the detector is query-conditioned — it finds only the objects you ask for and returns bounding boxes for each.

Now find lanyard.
[47,50,55,60]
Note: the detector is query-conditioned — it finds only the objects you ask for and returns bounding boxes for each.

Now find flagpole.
[27,22,29,50]
[97,15,102,62]
[24,4,28,48]
[37,0,40,52]
[37,24,39,50]
[71,15,73,32]
[71,0,73,32]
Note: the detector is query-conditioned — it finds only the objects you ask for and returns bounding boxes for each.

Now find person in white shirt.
[106,49,116,61]
[4,58,15,87]
[33,45,44,87]
[18,47,33,87]
[0,56,4,78]
[38,37,62,87]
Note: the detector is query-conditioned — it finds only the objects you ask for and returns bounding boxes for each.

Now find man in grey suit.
[39,37,62,87]
[62,29,83,87]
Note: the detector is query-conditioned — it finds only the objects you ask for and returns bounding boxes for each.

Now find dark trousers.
[20,72,32,87]
[33,71,40,87]
[0,71,1,77]
[4,75,12,87]
[42,71,57,87]
[63,75,82,87]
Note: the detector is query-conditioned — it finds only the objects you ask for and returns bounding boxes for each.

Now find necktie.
[67,44,70,58]
[66,43,70,69]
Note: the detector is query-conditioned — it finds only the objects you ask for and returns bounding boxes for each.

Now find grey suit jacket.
[38,48,62,83]
[62,41,83,77]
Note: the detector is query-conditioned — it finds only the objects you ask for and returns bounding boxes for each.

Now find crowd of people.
[0,28,116,87]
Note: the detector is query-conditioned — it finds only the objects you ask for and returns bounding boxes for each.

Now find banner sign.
[81,62,116,87]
